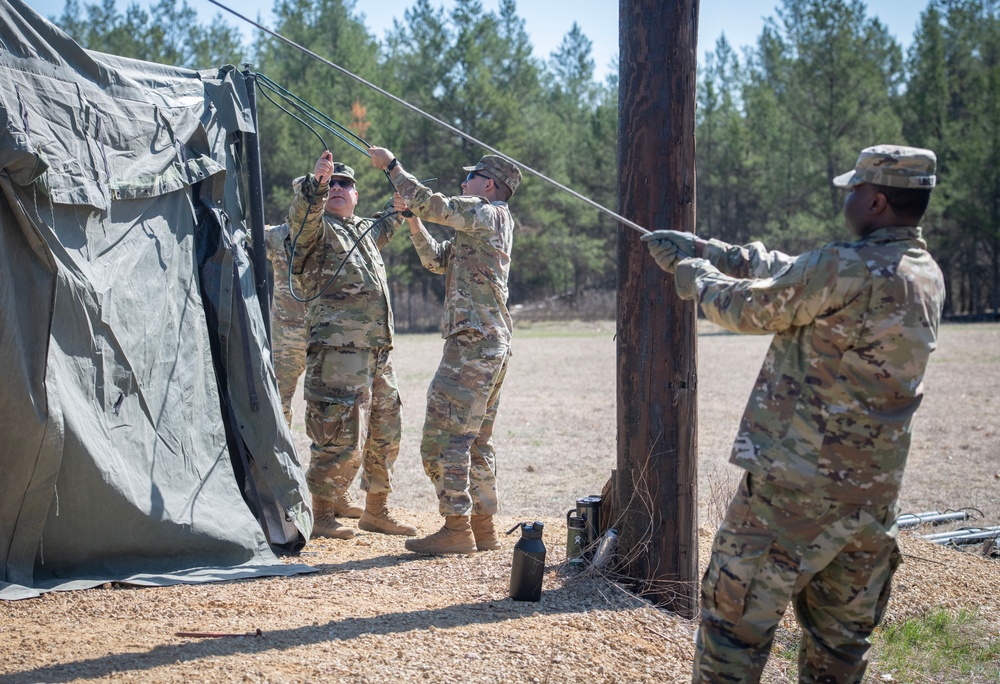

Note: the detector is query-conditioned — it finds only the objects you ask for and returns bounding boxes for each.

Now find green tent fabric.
[0,0,313,600]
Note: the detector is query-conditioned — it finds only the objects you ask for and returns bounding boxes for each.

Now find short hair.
[873,184,932,221]
[483,171,514,202]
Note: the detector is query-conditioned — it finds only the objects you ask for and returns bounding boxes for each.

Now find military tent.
[0,0,313,600]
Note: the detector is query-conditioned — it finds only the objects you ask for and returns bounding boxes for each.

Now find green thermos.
[566,508,587,564]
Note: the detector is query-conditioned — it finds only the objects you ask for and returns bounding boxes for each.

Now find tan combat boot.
[471,514,500,551]
[358,492,418,536]
[311,497,356,540]
[404,515,476,555]
[332,489,363,518]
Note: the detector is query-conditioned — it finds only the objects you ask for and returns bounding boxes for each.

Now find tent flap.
[0,0,312,599]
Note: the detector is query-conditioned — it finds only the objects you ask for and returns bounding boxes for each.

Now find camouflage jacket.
[287,175,402,349]
[675,226,946,504]
[264,223,306,332]
[393,169,514,343]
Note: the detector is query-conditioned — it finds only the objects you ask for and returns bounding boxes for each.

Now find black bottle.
[509,521,546,602]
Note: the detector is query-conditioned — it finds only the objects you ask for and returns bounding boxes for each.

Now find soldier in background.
[643,145,945,682]
[368,147,521,555]
[288,151,417,540]
[264,223,306,429]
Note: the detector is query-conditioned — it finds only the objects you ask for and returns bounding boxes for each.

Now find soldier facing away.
[264,223,306,428]
[643,145,946,683]
[287,151,417,540]
[368,146,521,555]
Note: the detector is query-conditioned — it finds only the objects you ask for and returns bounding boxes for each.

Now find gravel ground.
[2,321,998,683]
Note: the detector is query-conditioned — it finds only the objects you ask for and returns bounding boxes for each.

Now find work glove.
[640,230,700,273]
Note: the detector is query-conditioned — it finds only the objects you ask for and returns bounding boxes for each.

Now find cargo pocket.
[306,397,357,450]
[703,528,775,625]
[426,373,476,430]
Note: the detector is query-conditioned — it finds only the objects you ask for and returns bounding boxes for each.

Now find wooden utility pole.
[612,0,699,617]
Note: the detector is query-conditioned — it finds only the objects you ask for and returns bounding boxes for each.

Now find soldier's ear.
[871,189,889,215]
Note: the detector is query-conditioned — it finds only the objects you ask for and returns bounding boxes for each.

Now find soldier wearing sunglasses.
[287,151,417,541]
[369,147,522,556]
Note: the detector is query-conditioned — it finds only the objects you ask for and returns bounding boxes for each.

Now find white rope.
[204,0,650,235]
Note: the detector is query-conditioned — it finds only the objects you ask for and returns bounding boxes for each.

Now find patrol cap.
[463,155,522,197]
[328,162,356,182]
[833,145,936,190]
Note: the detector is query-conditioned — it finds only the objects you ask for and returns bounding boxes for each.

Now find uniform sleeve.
[286,174,329,277]
[377,212,404,250]
[701,238,799,279]
[674,248,841,334]
[409,226,452,274]
[392,168,501,239]
[264,223,290,257]
[355,211,404,251]
[264,226,281,256]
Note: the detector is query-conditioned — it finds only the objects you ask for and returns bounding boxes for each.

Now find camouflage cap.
[463,155,522,197]
[328,162,356,182]
[833,144,936,190]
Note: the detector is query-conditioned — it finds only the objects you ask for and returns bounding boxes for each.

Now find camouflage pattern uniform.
[287,172,404,503]
[669,146,946,682]
[264,224,306,428]
[392,165,516,517]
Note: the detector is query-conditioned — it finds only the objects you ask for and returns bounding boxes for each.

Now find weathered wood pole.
[614,0,699,616]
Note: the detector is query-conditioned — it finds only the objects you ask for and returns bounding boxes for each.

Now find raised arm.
[672,249,842,335]
[395,192,450,274]
[365,206,405,251]
[642,230,797,279]
[287,152,333,278]
[369,147,502,239]
[701,238,799,279]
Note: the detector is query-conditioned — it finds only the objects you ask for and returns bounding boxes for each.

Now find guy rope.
[204,0,651,235]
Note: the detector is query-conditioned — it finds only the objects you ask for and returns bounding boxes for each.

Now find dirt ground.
[2,321,998,683]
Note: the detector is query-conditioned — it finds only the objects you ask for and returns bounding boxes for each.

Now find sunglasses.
[329,178,355,189]
[465,171,490,183]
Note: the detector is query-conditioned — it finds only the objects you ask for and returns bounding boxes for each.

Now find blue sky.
[31,0,933,80]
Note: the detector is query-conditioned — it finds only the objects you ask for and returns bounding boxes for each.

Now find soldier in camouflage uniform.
[368,147,521,555]
[287,151,417,540]
[264,223,306,428]
[642,145,946,683]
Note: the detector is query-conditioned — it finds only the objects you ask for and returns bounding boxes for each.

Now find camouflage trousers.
[304,344,401,501]
[271,317,306,427]
[694,473,901,683]
[422,330,510,517]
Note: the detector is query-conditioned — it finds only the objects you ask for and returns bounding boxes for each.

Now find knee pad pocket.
[704,528,776,625]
